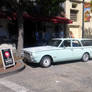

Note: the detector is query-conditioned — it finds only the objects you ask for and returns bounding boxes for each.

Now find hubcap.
[43,58,50,67]
[83,54,88,61]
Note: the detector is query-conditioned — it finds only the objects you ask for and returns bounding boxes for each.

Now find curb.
[0,61,25,78]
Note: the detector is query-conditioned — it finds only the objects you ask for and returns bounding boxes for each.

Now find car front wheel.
[40,56,52,68]
[82,53,89,62]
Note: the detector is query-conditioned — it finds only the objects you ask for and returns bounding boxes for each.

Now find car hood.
[23,46,58,53]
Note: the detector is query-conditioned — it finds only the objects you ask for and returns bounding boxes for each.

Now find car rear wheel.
[40,56,52,68]
[82,53,89,62]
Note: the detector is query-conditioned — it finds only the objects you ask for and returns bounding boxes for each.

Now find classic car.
[22,38,92,67]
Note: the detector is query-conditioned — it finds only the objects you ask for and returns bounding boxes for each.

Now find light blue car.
[22,38,92,67]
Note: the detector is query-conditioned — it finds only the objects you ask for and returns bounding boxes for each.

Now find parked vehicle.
[21,38,92,67]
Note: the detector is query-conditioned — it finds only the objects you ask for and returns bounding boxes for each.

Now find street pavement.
[0,60,92,92]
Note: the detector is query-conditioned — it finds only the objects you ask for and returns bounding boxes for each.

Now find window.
[70,10,78,21]
[72,40,81,47]
[47,40,61,47]
[61,40,71,47]
[72,3,77,8]
[81,40,92,46]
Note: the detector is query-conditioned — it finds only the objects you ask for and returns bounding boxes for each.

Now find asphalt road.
[0,60,92,92]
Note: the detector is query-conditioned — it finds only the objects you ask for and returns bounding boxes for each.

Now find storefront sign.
[1,49,15,69]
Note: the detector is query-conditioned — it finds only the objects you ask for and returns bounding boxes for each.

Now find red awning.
[23,13,72,24]
[0,11,72,24]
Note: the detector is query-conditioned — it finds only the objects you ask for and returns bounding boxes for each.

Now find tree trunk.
[17,3,24,56]
[17,24,24,56]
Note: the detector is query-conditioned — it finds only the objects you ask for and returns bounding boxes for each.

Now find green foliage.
[0,0,65,16]
[36,0,65,16]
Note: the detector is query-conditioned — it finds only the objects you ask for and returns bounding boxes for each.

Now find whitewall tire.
[82,53,89,62]
[40,56,52,68]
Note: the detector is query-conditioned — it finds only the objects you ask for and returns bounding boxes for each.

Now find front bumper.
[23,51,35,63]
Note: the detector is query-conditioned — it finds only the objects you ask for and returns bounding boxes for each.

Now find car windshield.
[46,40,62,47]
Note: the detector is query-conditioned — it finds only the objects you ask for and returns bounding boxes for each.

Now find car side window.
[72,40,81,47]
[81,40,92,46]
[60,40,71,47]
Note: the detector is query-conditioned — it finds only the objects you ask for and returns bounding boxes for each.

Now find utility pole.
[82,0,84,38]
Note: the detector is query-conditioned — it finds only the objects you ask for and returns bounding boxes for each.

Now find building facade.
[65,0,83,38]
[1,0,92,49]
[65,0,92,38]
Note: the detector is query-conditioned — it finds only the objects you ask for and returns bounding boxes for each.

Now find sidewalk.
[0,56,25,78]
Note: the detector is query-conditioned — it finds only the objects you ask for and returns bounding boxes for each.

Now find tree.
[36,0,65,16]
[0,0,65,55]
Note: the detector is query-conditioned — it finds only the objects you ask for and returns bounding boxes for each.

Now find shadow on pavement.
[24,61,40,68]
[52,60,81,66]
[23,60,82,68]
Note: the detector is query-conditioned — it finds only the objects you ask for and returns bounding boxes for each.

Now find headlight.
[24,51,31,57]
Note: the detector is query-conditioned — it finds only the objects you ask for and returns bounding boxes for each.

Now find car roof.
[52,38,92,40]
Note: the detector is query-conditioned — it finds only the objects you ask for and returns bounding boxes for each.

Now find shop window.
[72,3,77,8]
[70,10,78,22]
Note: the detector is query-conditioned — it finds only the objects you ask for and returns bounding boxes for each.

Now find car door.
[54,40,73,62]
[71,40,84,60]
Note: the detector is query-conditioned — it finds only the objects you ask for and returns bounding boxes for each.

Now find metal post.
[82,0,84,38]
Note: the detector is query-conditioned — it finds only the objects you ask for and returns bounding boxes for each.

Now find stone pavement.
[0,60,92,92]
[0,60,25,78]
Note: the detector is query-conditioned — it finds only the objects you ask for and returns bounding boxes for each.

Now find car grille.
[24,51,30,58]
